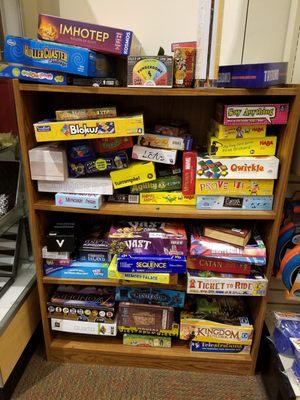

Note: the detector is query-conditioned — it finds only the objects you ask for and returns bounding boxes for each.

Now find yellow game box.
[108,255,178,284]
[208,136,277,157]
[210,119,266,139]
[140,192,196,205]
[195,179,274,196]
[34,114,144,142]
[110,161,156,189]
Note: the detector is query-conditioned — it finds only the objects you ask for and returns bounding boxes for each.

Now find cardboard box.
[117,254,186,274]
[44,261,109,279]
[108,255,178,285]
[78,236,110,263]
[210,119,266,139]
[55,193,102,210]
[182,151,197,195]
[217,62,288,88]
[0,62,67,85]
[118,322,179,337]
[187,270,268,296]
[56,107,117,121]
[94,137,133,153]
[38,14,139,56]
[38,177,113,195]
[70,77,120,87]
[42,246,70,260]
[110,161,156,189]
[208,136,277,157]
[118,302,174,330]
[196,195,274,211]
[187,256,251,275]
[195,179,274,196]
[29,144,67,181]
[115,287,185,308]
[123,334,171,348]
[4,35,112,76]
[138,133,192,151]
[196,156,279,180]
[190,341,251,354]
[46,222,76,252]
[127,56,173,87]
[132,145,177,165]
[130,175,181,193]
[180,297,254,345]
[51,318,117,336]
[215,103,289,125]
[108,221,187,256]
[171,41,196,88]
[47,308,114,323]
[106,194,139,204]
[34,114,144,142]
[140,192,196,205]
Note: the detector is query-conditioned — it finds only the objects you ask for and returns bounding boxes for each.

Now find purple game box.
[38,14,136,56]
[108,221,188,256]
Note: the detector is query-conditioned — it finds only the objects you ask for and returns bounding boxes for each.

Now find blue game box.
[117,254,187,274]
[217,62,288,88]
[0,62,67,84]
[4,35,112,77]
[43,261,109,279]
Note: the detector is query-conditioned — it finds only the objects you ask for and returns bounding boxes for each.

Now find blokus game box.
[38,14,139,56]
[118,302,174,330]
[108,221,187,256]
[187,270,268,296]
[196,195,274,211]
[215,103,289,125]
[34,114,144,142]
[196,156,279,180]
[195,179,274,196]
[115,286,185,308]
[179,297,254,345]
[0,62,67,85]
[4,35,112,76]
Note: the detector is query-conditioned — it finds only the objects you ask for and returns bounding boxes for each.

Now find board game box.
[190,227,266,265]
[56,107,117,121]
[195,179,274,196]
[42,246,70,260]
[34,114,144,142]
[187,256,251,275]
[115,287,185,308]
[132,145,177,165]
[215,103,289,125]
[196,156,279,180]
[4,35,112,76]
[127,56,173,87]
[78,235,110,263]
[123,334,171,348]
[38,177,113,195]
[94,137,133,153]
[48,287,115,308]
[182,151,197,195]
[108,255,177,284]
[47,306,114,323]
[217,62,288,88]
[180,297,254,344]
[106,194,139,204]
[140,192,196,205]
[117,254,186,274]
[108,220,187,256]
[118,322,179,337]
[210,119,266,139]
[118,302,174,330]
[38,14,138,56]
[190,341,251,354]
[55,193,102,210]
[0,62,67,84]
[196,195,274,211]
[208,136,277,157]
[138,133,192,151]
[51,318,117,336]
[43,261,109,279]
[187,270,268,296]
[130,175,181,193]
[110,161,156,189]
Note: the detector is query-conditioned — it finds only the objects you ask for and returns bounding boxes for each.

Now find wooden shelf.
[49,335,253,375]
[33,198,276,220]
[42,276,186,291]
[18,82,298,96]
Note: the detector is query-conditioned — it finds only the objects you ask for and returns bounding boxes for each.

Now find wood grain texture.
[18,83,299,96]
[49,336,252,375]
[33,199,276,220]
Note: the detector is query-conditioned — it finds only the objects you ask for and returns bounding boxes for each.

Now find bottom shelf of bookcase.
[48,335,253,375]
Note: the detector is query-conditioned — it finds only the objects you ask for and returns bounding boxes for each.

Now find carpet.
[11,345,268,400]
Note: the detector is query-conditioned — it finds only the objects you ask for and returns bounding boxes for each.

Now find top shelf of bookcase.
[18,83,299,97]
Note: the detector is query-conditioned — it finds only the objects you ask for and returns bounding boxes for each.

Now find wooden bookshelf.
[13,80,300,375]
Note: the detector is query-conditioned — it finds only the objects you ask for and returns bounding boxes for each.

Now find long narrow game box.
[123,334,171,348]
[208,136,277,157]
[190,341,251,354]
[210,119,266,139]
[132,145,177,165]
[118,322,179,337]
[38,177,113,195]
[187,256,251,275]
[195,179,274,196]
[117,254,186,274]
[110,162,156,189]
[196,195,274,211]
[115,287,185,308]
[130,175,181,193]
[140,192,196,205]
[51,318,117,336]
[138,133,192,151]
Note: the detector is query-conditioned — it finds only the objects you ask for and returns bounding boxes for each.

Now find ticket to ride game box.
[34,114,144,142]
[4,35,112,76]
